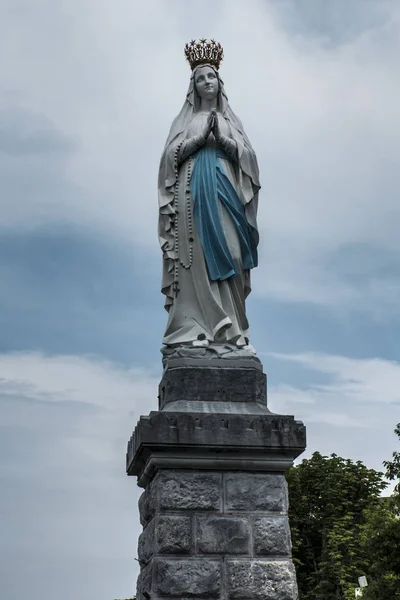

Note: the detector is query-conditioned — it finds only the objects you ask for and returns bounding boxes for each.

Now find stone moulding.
[127,411,306,487]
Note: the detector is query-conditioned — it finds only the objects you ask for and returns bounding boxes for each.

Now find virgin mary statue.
[158,40,260,354]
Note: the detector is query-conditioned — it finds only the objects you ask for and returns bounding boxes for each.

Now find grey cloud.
[0,107,76,156]
[1,3,400,598]
[0,103,84,232]
[1,0,400,316]
[0,351,160,598]
[0,393,141,600]
[267,0,396,44]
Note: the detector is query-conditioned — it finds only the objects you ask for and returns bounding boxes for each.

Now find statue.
[130,45,305,600]
[158,40,261,359]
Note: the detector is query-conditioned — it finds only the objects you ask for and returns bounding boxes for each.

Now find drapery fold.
[191,147,258,282]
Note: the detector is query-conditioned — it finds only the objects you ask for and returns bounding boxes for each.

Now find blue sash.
[190,146,258,281]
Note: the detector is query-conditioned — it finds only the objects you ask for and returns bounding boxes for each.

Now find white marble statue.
[158,40,260,356]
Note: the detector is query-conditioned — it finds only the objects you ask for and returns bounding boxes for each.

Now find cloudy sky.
[1,0,400,598]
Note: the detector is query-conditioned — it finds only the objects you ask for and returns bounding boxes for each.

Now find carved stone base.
[136,470,299,600]
[127,363,306,599]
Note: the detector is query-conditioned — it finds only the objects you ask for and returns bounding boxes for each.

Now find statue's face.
[194,66,219,101]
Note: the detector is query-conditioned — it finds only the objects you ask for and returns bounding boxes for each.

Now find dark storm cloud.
[0,225,163,365]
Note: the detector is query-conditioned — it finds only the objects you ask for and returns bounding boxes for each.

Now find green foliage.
[359,500,400,599]
[383,422,400,510]
[359,423,400,599]
[286,452,387,600]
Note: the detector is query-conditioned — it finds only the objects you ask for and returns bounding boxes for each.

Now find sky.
[1,0,400,598]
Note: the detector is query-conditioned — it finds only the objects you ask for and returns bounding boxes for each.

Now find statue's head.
[184,40,224,111]
[193,65,219,102]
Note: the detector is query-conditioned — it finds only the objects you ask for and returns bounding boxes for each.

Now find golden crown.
[184,39,224,71]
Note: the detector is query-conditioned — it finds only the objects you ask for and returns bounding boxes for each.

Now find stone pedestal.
[127,359,306,600]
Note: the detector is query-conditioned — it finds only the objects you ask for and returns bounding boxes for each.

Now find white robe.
[160,113,254,347]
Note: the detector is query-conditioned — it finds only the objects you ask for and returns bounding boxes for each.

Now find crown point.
[184,38,224,71]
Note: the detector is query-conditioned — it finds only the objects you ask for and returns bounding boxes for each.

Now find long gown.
[159,111,259,347]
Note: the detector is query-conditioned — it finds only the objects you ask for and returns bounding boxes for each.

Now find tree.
[383,422,400,510]
[360,423,400,599]
[286,452,387,600]
[359,499,400,599]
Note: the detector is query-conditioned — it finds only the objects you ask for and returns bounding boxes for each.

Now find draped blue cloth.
[191,146,258,281]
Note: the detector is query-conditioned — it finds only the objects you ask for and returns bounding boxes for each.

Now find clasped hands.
[203,108,221,142]
[179,108,237,162]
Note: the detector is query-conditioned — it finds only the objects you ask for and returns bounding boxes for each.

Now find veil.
[158,66,261,211]
[158,65,261,308]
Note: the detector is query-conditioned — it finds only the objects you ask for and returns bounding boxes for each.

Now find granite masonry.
[127,359,306,600]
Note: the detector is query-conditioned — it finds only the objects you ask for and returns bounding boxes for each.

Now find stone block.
[159,364,266,408]
[253,516,292,556]
[197,516,250,554]
[226,559,298,599]
[139,483,156,527]
[225,473,288,513]
[157,470,222,511]
[136,561,153,599]
[156,515,192,555]
[154,558,221,597]
[138,518,155,564]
